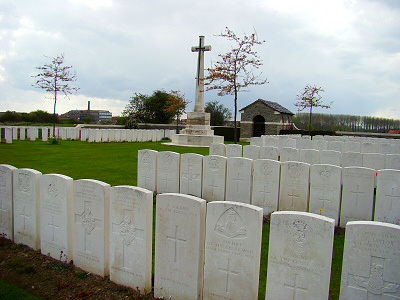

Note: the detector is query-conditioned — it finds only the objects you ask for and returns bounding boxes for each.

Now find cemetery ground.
[0,140,345,299]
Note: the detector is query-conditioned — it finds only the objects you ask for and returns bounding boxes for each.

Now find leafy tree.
[205,27,268,143]
[164,90,188,133]
[32,53,79,136]
[294,84,332,134]
[122,92,150,128]
[205,100,232,126]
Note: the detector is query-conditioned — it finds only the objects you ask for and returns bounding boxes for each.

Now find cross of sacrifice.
[75,201,102,253]
[191,35,211,113]
[350,184,365,207]
[167,225,187,263]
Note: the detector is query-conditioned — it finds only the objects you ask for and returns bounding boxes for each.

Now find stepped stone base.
[171,133,224,147]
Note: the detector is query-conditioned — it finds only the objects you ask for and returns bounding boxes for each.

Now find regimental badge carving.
[163,153,172,164]
[288,163,302,178]
[0,170,6,187]
[319,166,331,179]
[348,154,357,164]
[260,162,273,176]
[209,158,220,171]
[285,219,315,253]
[18,173,30,193]
[47,181,58,198]
[141,151,150,164]
[215,208,247,239]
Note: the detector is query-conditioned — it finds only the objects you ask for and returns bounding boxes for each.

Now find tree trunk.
[234,91,238,144]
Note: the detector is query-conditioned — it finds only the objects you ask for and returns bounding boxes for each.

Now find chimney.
[88,101,90,114]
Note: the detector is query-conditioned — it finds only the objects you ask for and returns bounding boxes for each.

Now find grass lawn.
[0,140,344,299]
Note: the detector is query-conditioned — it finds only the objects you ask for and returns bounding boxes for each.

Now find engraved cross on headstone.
[0,199,6,225]
[20,206,29,232]
[259,185,271,204]
[191,35,211,113]
[233,173,244,192]
[350,185,365,207]
[208,180,218,197]
[167,225,187,262]
[288,189,300,208]
[48,215,59,242]
[182,162,200,192]
[318,192,330,211]
[385,188,400,211]
[219,258,239,293]
[75,201,102,252]
[284,273,308,299]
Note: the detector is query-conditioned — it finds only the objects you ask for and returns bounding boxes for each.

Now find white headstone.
[40,174,74,261]
[250,136,263,146]
[73,179,110,276]
[319,150,341,166]
[279,161,310,212]
[340,167,375,227]
[299,149,320,165]
[375,169,400,225]
[226,144,242,158]
[280,147,299,162]
[251,159,280,215]
[0,164,17,240]
[309,164,342,225]
[203,201,263,300]
[328,140,344,152]
[361,142,378,153]
[115,129,122,142]
[225,157,253,204]
[110,186,153,291]
[20,127,26,140]
[137,129,143,142]
[313,139,328,151]
[41,127,49,141]
[180,153,203,198]
[345,140,361,152]
[259,146,279,160]
[296,138,312,150]
[120,129,127,142]
[202,155,227,202]
[385,154,400,170]
[101,129,109,142]
[108,129,115,142]
[209,143,226,156]
[342,151,363,167]
[13,168,42,250]
[154,193,206,299]
[266,211,335,300]
[339,221,400,300]
[262,135,278,147]
[157,151,180,193]
[363,153,385,170]
[137,149,157,192]
[5,127,12,144]
[279,136,296,148]
[243,145,260,160]
[131,129,138,142]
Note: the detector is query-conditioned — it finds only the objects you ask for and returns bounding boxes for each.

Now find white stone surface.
[154,193,206,299]
[226,144,242,158]
[20,127,26,140]
[260,146,279,160]
[137,149,157,192]
[262,135,278,147]
[375,169,400,225]
[385,154,400,170]
[180,153,203,198]
[299,149,320,165]
[243,145,260,160]
[266,211,335,300]
[280,147,299,162]
[6,127,12,143]
[203,201,263,300]
[313,139,328,151]
[309,164,342,225]
[225,157,253,204]
[340,167,375,227]
[279,161,310,212]
[251,159,280,215]
[345,141,361,152]
[339,221,400,300]
[13,168,42,250]
[362,153,385,170]
[209,143,226,156]
[250,136,263,146]
[320,150,342,166]
[202,155,227,202]
[361,142,378,153]
[328,140,344,152]
[342,151,363,167]
[0,164,17,240]
[110,186,153,291]
[40,174,74,261]
[296,138,312,150]
[157,151,180,193]
[108,129,115,142]
[73,179,110,277]
[279,136,296,148]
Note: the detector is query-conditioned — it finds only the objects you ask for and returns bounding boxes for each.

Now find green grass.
[0,140,344,299]
[0,279,42,300]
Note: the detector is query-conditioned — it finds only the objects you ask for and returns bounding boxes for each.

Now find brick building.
[239,99,294,138]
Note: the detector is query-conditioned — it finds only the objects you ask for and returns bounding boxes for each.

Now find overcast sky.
[1,0,399,120]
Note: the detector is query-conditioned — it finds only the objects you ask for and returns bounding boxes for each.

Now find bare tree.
[32,53,79,137]
[294,84,332,134]
[205,27,267,143]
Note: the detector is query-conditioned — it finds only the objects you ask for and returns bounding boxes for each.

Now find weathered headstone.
[0,164,17,240]
[385,154,400,170]
[243,145,260,160]
[280,147,299,162]
[309,164,342,225]
[203,201,263,300]
[299,149,320,165]
[340,167,375,227]
[5,127,12,144]
[40,174,74,261]
[375,169,400,225]
[110,186,153,291]
[13,168,42,250]
[362,153,385,170]
[250,137,263,146]
[137,149,157,192]
[296,138,312,150]
[259,146,279,161]
[20,127,26,140]
[339,221,400,299]
[262,135,278,147]
[361,142,378,153]
[266,211,335,300]
[209,143,226,156]
[279,136,296,148]
[225,157,253,204]
[342,151,363,167]
[180,153,203,198]
[154,193,206,299]
[157,151,180,193]
[313,139,328,151]
[328,140,344,152]
[226,144,242,158]
[345,140,361,152]
[251,159,280,215]
[319,150,342,166]
[73,179,110,276]
[279,161,310,212]
[202,155,227,202]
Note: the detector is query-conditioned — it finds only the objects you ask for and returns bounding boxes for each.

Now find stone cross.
[191,35,211,113]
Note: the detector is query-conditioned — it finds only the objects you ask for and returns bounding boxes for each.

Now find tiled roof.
[239,99,294,115]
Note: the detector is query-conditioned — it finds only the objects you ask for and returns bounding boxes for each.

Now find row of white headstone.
[1,164,399,299]
[0,126,175,143]
[250,134,400,154]
[137,150,400,228]
[210,143,400,169]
